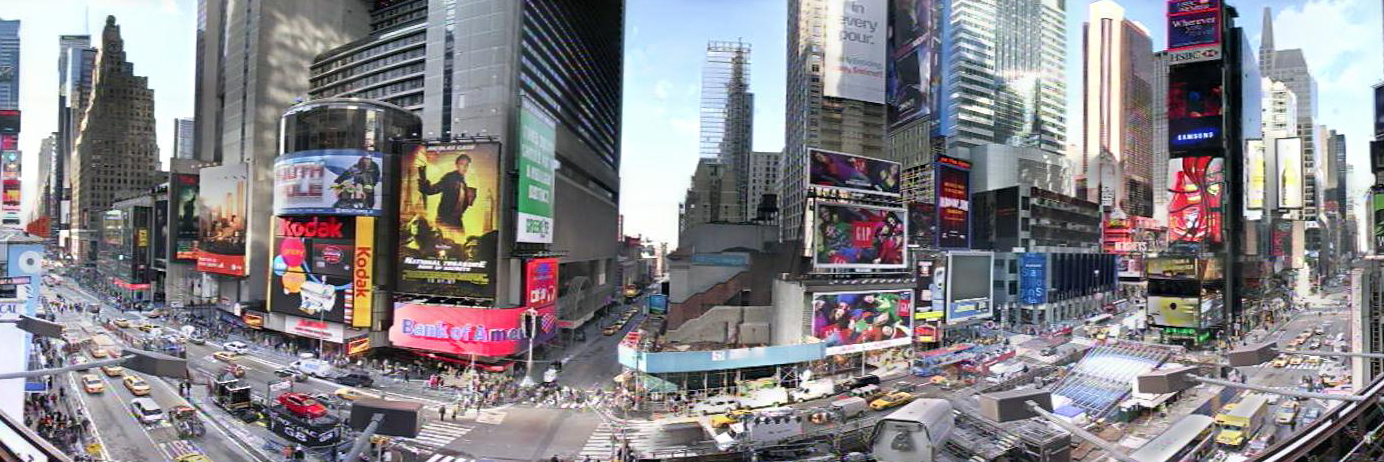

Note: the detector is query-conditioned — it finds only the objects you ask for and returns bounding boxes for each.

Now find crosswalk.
[578,420,664,460]
[1252,362,1328,370]
[399,421,475,451]
[422,454,485,462]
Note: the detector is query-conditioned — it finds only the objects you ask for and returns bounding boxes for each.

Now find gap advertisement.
[398,142,500,298]
[389,303,559,357]
[1167,156,1224,249]
[273,150,385,216]
[813,202,907,270]
[197,163,249,276]
[935,157,970,249]
[1167,61,1224,155]
[269,216,374,327]
[808,148,902,196]
[811,290,913,355]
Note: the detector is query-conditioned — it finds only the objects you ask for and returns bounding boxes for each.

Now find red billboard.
[525,258,559,307]
[389,303,559,357]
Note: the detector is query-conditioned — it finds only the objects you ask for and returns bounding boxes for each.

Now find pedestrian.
[439,405,447,421]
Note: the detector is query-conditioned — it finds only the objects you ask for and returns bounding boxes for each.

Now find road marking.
[400,421,475,450]
[475,410,507,425]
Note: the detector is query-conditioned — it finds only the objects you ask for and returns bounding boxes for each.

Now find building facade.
[57,36,97,246]
[0,19,17,110]
[969,144,1070,195]
[746,150,780,222]
[1151,51,1170,225]
[701,41,755,220]
[173,117,194,160]
[70,17,161,267]
[680,159,743,235]
[1080,0,1154,218]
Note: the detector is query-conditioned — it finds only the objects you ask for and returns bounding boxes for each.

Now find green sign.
[516,100,556,243]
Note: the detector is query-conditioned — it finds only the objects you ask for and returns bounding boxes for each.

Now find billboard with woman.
[812,290,914,355]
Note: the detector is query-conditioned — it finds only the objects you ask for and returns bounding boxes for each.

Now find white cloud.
[653,79,673,100]
[1272,0,1379,91]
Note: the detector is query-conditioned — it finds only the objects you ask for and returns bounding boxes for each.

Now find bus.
[1215,393,1269,448]
[869,399,954,462]
[1128,414,1216,462]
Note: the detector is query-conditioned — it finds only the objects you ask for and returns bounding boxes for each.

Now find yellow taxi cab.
[90,347,109,358]
[212,351,237,363]
[1289,355,1304,366]
[81,374,104,394]
[1305,356,1323,367]
[869,391,916,411]
[123,376,151,396]
[1271,356,1288,368]
[710,410,752,429]
[138,323,157,333]
[113,319,131,328]
[603,325,621,336]
[334,387,380,401]
[101,365,125,377]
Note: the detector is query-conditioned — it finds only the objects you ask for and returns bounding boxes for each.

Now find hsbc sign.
[1168,46,1221,65]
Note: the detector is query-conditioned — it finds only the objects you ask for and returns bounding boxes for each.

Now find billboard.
[808,148,901,196]
[172,174,199,260]
[1167,61,1223,155]
[823,0,887,104]
[907,201,934,248]
[1167,156,1224,248]
[197,163,249,276]
[1276,137,1303,209]
[1018,253,1047,305]
[388,303,559,357]
[0,178,18,212]
[1117,254,1144,279]
[914,259,942,320]
[945,252,992,323]
[273,150,385,216]
[1245,139,1265,210]
[935,157,970,249]
[811,290,913,355]
[2,151,18,179]
[812,202,907,270]
[269,216,366,324]
[1376,84,1384,138]
[398,142,501,298]
[516,100,557,243]
[0,110,17,134]
[886,0,938,128]
[524,258,559,308]
[1272,221,1292,257]
[0,135,13,151]
[1374,189,1384,254]
[1146,257,1196,279]
[1150,296,1200,328]
[1167,3,1221,51]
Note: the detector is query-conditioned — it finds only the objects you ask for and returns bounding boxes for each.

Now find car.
[101,365,125,377]
[710,410,752,429]
[187,333,206,345]
[213,351,237,363]
[334,387,380,401]
[123,376,151,396]
[224,341,249,354]
[130,397,165,424]
[81,374,104,393]
[1272,356,1289,368]
[332,371,374,388]
[698,397,743,416]
[1290,355,1304,366]
[90,348,109,358]
[1247,432,1277,456]
[869,391,916,411]
[221,364,246,379]
[145,310,163,319]
[291,359,333,377]
[311,393,346,409]
[275,368,309,382]
[277,392,329,419]
[1310,340,1323,349]
[1315,326,1326,335]
[174,455,212,462]
[1306,356,1323,367]
[1289,337,1305,347]
[1275,401,1299,424]
[164,334,185,344]
[113,319,131,328]
[71,354,91,371]
[137,323,158,333]
[1303,407,1322,424]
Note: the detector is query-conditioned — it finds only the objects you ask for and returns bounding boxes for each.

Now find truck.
[714,408,804,451]
[869,399,955,462]
[1215,393,1268,448]
[211,378,253,413]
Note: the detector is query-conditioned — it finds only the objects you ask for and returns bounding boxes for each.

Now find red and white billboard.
[389,303,558,357]
[525,258,559,307]
[286,315,346,343]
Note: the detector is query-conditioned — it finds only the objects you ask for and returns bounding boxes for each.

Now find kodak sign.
[277,216,348,238]
[352,216,374,328]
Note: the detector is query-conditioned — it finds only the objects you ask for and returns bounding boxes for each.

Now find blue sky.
[622,0,1384,247]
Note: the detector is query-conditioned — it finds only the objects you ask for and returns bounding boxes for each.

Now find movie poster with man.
[808,149,901,196]
[812,290,913,355]
[813,202,907,270]
[274,150,385,216]
[397,142,500,298]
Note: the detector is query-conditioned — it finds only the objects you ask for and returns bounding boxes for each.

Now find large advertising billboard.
[389,303,559,357]
[0,110,18,134]
[935,157,970,249]
[1245,139,1265,210]
[524,258,559,308]
[1272,221,1292,257]
[812,202,906,270]
[1145,257,1196,279]
[1117,254,1144,279]
[808,148,901,196]
[172,174,199,261]
[886,0,938,128]
[945,252,993,323]
[914,259,942,321]
[823,0,887,104]
[0,178,18,212]
[269,216,365,325]
[2,151,18,179]
[1276,137,1304,209]
[273,150,385,216]
[398,142,501,298]
[517,101,557,244]
[1018,253,1047,305]
[1150,296,1200,328]
[1168,61,1223,155]
[811,290,913,355]
[1167,156,1224,248]
[1374,188,1384,254]
[907,202,935,248]
[1167,0,1221,51]
[197,163,248,276]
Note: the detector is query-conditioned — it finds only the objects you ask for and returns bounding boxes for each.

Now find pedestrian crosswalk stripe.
[579,420,665,457]
[423,455,483,462]
[402,421,474,449]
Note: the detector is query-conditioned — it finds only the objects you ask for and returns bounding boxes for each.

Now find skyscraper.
[699,41,754,217]
[173,117,194,159]
[783,0,889,242]
[1081,0,1154,218]
[56,35,94,247]
[940,0,1068,157]
[680,159,743,233]
[0,19,17,110]
[1151,51,1170,225]
[70,16,160,263]
[1261,7,1320,220]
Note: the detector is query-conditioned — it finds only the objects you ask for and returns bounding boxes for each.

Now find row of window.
[314,31,427,75]
[315,61,425,98]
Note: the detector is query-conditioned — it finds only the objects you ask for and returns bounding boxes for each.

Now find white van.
[130,397,165,424]
[831,396,868,419]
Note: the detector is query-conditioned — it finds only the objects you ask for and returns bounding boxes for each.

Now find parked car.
[123,376,152,396]
[187,333,206,345]
[81,374,104,394]
[1303,407,1322,424]
[277,392,328,419]
[130,397,165,424]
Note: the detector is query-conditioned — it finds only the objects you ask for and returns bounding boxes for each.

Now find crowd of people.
[25,338,94,456]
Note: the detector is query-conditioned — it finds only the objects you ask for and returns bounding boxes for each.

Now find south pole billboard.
[398,142,501,299]
[945,252,993,323]
[823,0,887,104]
[1276,137,1304,209]
[807,148,901,196]
[273,150,386,216]
[196,163,249,276]
[811,289,913,355]
[812,201,907,270]
[516,100,557,244]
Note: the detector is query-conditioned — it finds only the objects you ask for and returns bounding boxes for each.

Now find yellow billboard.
[1150,296,1200,328]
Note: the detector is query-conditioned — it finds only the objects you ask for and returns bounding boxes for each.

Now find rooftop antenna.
[84,5,90,34]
